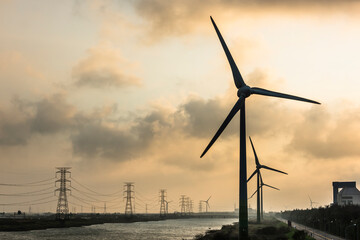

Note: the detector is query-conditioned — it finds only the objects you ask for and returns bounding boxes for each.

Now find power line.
[0,177,55,187]
[0,186,55,196]
[70,177,122,196]
[0,195,55,206]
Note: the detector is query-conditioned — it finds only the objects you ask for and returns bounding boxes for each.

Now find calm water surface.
[0,218,237,240]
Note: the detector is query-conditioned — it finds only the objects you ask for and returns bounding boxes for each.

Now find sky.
[1,0,360,214]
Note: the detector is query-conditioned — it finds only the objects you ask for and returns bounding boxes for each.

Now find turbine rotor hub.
[237,86,251,98]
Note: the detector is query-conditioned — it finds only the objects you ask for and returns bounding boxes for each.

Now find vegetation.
[194,218,314,240]
[280,204,360,240]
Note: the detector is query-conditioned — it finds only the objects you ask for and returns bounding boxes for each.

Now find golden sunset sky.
[1,0,360,213]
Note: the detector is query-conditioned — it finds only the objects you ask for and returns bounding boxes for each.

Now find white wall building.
[337,187,360,205]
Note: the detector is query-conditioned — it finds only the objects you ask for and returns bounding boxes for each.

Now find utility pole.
[104,202,106,214]
[124,182,135,216]
[55,167,71,220]
[146,204,148,214]
[159,189,167,216]
[179,195,186,215]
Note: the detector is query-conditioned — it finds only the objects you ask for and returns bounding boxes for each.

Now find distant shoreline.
[0,213,237,232]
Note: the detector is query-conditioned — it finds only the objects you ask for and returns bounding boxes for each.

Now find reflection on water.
[0,218,237,240]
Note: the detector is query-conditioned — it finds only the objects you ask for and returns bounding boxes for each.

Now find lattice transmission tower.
[159,189,167,216]
[124,182,135,216]
[179,195,186,215]
[55,167,71,220]
[198,201,202,213]
[186,197,193,214]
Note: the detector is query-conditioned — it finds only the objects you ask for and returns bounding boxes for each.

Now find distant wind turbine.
[308,195,319,209]
[200,16,320,238]
[165,200,172,214]
[247,137,287,223]
[249,172,279,220]
[201,196,211,213]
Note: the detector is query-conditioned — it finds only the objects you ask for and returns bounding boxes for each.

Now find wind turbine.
[165,200,172,214]
[247,137,287,223]
[201,196,211,213]
[308,195,318,209]
[200,16,320,238]
[249,172,279,220]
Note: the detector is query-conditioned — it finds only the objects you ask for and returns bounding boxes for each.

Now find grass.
[194,217,316,240]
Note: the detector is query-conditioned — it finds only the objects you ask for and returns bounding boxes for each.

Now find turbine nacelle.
[237,85,251,98]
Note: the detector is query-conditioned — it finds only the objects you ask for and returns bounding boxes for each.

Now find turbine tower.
[247,137,287,223]
[200,17,320,238]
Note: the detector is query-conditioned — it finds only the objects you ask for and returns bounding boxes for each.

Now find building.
[337,187,360,205]
[333,181,360,205]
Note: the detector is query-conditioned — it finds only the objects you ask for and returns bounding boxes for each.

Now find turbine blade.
[247,169,258,182]
[263,184,280,191]
[200,97,243,158]
[251,87,320,105]
[249,136,260,166]
[207,196,212,201]
[210,16,245,89]
[249,189,259,199]
[259,171,263,184]
[261,165,288,175]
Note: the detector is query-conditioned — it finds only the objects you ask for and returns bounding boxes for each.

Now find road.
[276,217,345,240]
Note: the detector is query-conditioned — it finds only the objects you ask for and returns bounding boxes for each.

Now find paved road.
[276,217,345,240]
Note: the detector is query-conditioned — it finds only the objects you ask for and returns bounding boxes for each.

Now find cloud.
[72,44,141,88]
[31,94,76,134]
[71,107,172,161]
[0,105,31,146]
[0,94,76,146]
[133,0,360,39]
[287,105,360,159]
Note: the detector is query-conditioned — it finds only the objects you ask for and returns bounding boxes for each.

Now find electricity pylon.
[55,167,71,220]
[189,199,193,214]
[198,201,202,213]
[124,182,135,216]
[159,189,167,216]
[179,195,186,215]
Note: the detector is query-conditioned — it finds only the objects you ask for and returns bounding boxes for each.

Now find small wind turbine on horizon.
[247,137,287,223]
[308,195,319,209]
[200,16,320,238]
[165,200,172,214]
[201,196,211,213]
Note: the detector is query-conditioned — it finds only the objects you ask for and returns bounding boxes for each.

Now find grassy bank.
[194,218,315,240]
